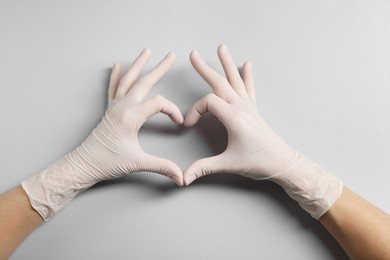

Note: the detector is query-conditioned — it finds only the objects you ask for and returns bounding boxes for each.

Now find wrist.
[253,136,301,179]
[21,154,96,221]
[270,154,343,219]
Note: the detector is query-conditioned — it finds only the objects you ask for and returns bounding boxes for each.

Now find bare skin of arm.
[320,186,390,259]
[1,185,390,259]
[0,186,43,259]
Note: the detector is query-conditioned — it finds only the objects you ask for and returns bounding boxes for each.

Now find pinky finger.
[108,63,121,104]
[242,61,256,102]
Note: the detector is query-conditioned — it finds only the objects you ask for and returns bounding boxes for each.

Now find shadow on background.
[92,65,348,259]
[191,113,347,259]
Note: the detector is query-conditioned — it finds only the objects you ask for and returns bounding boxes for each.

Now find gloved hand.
[22,49,184,220]
[184,45,343,219]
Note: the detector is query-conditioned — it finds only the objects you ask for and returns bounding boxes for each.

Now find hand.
[183,44,300,185]
[183,45,343,219]
[22,49,184,220]
[69,48,184,184]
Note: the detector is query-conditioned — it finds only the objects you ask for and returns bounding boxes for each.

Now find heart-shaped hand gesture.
[22,45,301,221]
[71,45,298,189]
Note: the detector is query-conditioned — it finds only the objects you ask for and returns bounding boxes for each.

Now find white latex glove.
[22,49,184,220]
[184,45,343,219]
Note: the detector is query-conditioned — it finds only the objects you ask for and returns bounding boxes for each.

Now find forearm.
[271,155,390,258]
[0,186,43,259]
[320,187,390,260]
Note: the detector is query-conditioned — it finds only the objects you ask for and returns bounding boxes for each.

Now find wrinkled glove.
[22,49,184,220]
[184,45,343,219]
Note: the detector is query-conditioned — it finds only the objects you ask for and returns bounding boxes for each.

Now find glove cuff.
[21,155,95,221]
[271,154,343,219]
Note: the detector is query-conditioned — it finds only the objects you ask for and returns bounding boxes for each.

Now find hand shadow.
[188,108,348,259]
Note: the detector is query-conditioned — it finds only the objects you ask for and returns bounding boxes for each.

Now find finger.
[217,44,247,98]
[127,51,175,101]
[140,154,184,186]
[184,154,227,186]
[141,95,184,125]
[116,48,151,100]
[190,50,236,102]
[241,61,256,102]
[184,93,229,127]
[108,63,121,104]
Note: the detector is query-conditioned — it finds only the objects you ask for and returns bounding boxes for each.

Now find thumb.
[184,154,227,186]
[140,153,183,186]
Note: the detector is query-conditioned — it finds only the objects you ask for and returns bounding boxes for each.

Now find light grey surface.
[1,0,390,259]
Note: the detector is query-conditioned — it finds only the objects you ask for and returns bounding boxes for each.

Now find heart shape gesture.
[99,44,298,188]
[22,45,302,221]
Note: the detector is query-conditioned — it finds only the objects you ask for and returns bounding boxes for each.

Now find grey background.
[1,0,389,259]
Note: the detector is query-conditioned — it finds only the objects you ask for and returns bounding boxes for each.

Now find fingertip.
[190,50,203,70]
[183,118,193,127]
[183,120,190,127]
[166,51,175,58]
[164,51,176,67]
[244,61,252,69]
[172,113,184,125]
[183,161,200,186]
[177,115,184,124]
[183,113,197,127]
[171,175,183,186]
[184,174,196,186]
[160,160,184,186]
[168,103,183,124]
[112,63,121,74]
[190,50,199,59]
[142,47,151,55]
[218,43,227,54]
